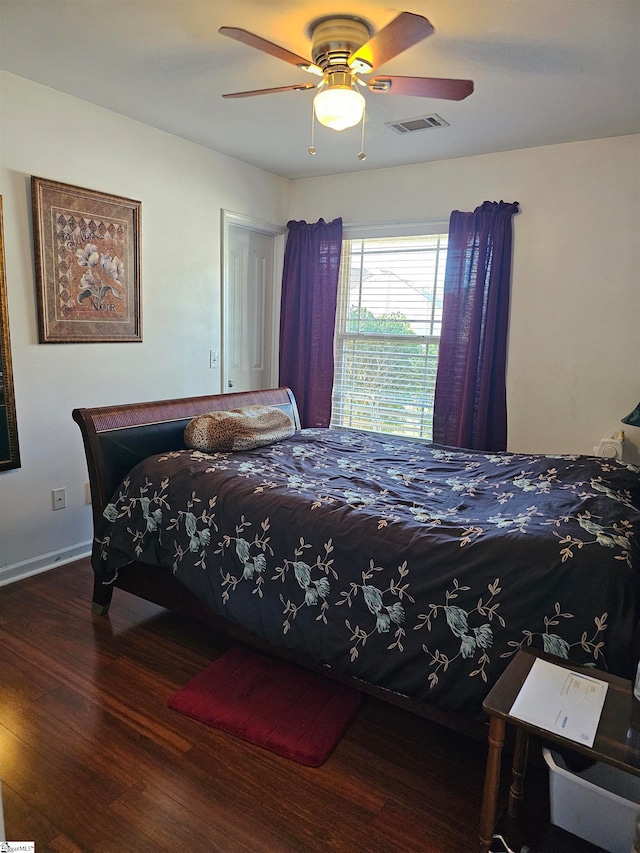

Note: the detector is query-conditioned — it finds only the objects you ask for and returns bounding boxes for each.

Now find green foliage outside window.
[337,307,438,439]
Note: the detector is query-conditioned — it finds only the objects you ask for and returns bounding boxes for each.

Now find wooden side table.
[479,648,640,853]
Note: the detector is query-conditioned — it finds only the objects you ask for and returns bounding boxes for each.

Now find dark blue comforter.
[93,428,640,718]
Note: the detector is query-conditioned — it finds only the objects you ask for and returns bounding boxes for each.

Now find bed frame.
[73,387,487,737]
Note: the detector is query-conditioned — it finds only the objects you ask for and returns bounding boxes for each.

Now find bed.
[73,387,640,728]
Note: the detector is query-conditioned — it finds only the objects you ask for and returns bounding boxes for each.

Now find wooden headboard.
[72,387,300,531]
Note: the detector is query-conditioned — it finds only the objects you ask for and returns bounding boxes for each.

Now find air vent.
[386,114,450,134]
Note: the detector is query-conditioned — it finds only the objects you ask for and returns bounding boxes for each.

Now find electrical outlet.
[52,488,66,510]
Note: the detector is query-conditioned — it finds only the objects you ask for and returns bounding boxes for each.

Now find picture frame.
[0,196,21,471]
[31,177,141,343]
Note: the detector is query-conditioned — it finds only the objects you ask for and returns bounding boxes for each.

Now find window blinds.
[331,233,448,440]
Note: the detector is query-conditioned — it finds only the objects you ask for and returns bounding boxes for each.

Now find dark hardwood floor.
[0,558,552,852]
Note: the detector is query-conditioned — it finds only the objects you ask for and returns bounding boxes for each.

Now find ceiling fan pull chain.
[309,107,316,155]
[357,109,366,161]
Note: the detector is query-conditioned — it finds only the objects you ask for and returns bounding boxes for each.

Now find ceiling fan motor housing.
[309,16,371,72]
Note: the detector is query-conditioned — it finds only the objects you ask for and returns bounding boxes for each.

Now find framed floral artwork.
[31,177,141,343]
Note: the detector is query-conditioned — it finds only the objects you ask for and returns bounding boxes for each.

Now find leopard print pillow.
[184,405,295,453]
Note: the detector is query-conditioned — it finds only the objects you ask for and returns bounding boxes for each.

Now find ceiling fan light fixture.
[313,84,365,131]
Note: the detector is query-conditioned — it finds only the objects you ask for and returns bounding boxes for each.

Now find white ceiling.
[1,0,639,180]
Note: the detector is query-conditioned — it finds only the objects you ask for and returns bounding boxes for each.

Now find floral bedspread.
[94,428,640,719]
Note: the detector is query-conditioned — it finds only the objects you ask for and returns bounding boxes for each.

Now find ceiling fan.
[219,11,474,135]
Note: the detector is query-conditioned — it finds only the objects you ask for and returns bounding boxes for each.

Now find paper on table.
[509,657,608,747]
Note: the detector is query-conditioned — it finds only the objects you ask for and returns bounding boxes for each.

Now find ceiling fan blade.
[368,75,474,101]
[219,27,321,75]
[222,83,318,99]
[349,12,434,73]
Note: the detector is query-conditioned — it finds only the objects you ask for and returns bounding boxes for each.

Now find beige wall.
[1,69,638,582]
[290,135,640,460]
[0,72,289,579]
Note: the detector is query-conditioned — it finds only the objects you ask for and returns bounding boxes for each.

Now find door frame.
[221,210,286,393]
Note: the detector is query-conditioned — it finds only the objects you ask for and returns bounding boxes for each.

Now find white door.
[222,212,285,393]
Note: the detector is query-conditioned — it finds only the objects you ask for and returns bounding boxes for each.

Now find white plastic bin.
[544,748,640,853]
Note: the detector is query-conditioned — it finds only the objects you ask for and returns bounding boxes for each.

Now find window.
[331,231,448,440]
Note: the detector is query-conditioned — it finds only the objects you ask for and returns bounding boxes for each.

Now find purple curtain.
[279,218,343,428]
[433,201,519,451]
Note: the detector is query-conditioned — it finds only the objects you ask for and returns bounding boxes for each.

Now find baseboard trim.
[0,542,92,587]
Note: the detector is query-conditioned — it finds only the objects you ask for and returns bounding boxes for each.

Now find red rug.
[168,646,363,767]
